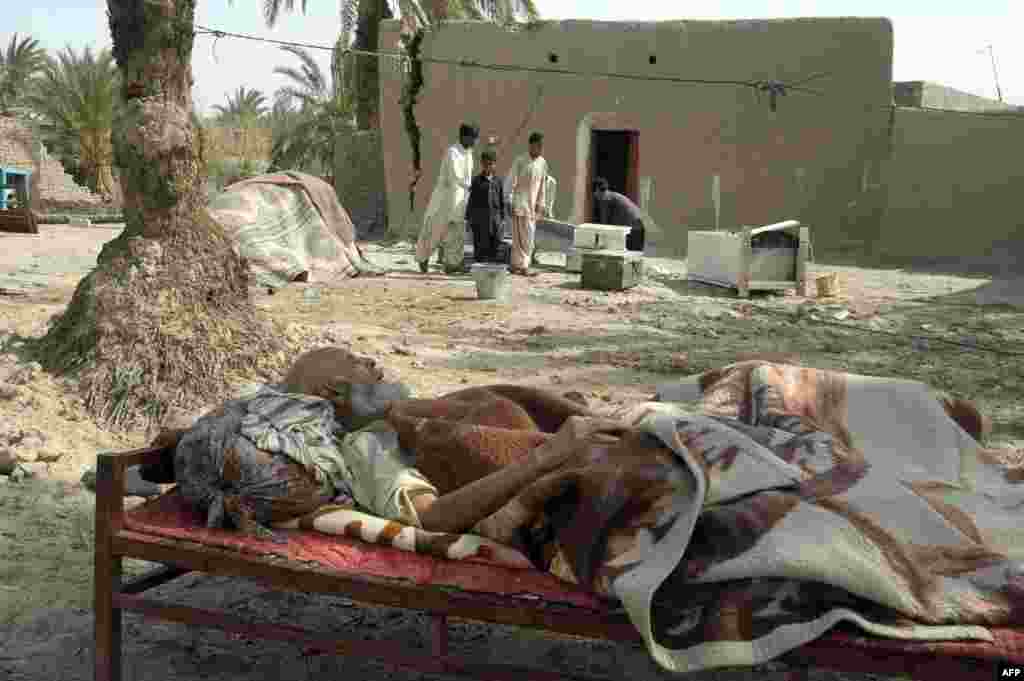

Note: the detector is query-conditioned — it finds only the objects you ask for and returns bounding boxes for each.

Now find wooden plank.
[111,530,640,642]
[796,226,811,297]
[115,594,618,681]
[98,447,170,470]
[120,564,190,595]
[95,456,126,681]
[625,131,639,204]
[747,281,798,290]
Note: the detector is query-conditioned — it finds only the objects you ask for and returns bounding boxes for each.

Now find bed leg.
[430,614,449,658]
[94,455,125,681]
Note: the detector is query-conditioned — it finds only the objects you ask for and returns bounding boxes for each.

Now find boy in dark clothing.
[465,150,507,263]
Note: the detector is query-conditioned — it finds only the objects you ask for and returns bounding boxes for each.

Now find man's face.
[461,134,478,149]
[594,187,608,200]
[481,160,496,176]
[528,141,542,158]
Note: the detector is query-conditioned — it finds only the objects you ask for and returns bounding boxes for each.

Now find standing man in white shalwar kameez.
[505,132,548,276]
[416,123,478,275]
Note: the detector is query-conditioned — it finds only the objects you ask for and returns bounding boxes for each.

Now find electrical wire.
[193,25,821,100]
[192,25,1024,121]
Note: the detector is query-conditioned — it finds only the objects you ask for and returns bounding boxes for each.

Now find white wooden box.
[686,220,811,297]
[573,224,633,252]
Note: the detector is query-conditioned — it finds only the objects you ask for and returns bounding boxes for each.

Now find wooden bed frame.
[95,447,1019,681]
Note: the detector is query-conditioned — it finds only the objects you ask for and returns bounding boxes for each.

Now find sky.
[6,0,1022,115]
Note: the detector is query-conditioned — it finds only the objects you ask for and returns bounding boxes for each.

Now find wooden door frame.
[586,129,640,222]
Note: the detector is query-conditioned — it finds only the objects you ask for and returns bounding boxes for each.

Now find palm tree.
[24,46,119,196]
[212,85,270,175]
[212,85,269,127]
[269,45,355,174]
[273,45,332,107]
[260,0,540,131]
[36,0,285,431]
[0,33,48,114]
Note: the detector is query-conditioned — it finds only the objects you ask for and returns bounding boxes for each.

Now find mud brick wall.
[0,115,104,211]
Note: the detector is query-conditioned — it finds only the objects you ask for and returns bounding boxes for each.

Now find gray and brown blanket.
[206,171,383,288]
[275,362,1023,672]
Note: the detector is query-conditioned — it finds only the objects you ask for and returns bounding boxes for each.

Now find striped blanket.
[206,171,383,289]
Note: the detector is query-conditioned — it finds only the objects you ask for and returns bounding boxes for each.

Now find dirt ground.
[1,224,1022,681]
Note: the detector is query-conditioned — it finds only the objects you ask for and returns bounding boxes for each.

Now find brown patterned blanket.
[270,362,1023,672]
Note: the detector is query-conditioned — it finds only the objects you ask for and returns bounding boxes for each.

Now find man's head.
[593,176,610,198]
[528,131,544,159]
[459,123,480,149]
[480,149,497,175]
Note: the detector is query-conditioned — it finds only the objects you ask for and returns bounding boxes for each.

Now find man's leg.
[471,222,487,263]
[416,216,448,272]
[442,220,468,273]
[627,218,645,252]
[510,215,531,272]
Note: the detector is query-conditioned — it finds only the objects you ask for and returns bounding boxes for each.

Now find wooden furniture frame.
[686,222,810,298]
[95,447,1019,681]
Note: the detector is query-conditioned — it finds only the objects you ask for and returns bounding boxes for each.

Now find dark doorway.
[588,130,639,221]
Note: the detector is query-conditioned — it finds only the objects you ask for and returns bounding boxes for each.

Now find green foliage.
[267,46,355,174]
[212,85,269,127]
[0,33,47,114]
[23,46,119,193]
[259,0,539,133]
[400,30,425,184]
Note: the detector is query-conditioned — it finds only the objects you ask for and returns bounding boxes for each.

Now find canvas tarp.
[207,171,383,289]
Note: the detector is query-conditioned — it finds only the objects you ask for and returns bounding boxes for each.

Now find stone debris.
[0,426,53,469]
[0,446,16,475]
[8,361,42,385]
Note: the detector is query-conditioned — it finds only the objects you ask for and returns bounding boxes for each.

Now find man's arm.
[446,146,469,191]
[535,161,548,217]
[464,177,479,221]
[498,177,508,222]
[414,416,628,534]
[506,156,520,201]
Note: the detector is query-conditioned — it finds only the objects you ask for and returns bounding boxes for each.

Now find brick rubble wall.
[334,130,388,237]
[0,115,106,211]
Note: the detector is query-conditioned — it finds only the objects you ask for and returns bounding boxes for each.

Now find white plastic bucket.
[472,263,510,300]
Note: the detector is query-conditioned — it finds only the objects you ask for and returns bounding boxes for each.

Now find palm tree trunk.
[353,0,390,130]
[33,0,285,429]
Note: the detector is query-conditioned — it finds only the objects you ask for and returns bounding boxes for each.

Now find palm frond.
[262,0,309,28]
[21,45,118,191]
[0,33,48,113]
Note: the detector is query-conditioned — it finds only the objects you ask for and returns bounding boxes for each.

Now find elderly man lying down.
[145,346,628,549]
[144,346,1024,674]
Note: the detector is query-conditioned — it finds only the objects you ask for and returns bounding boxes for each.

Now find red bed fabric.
[124,491,1024,667]
[124,490,606,609]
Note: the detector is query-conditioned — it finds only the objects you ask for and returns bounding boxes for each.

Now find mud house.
[377,18,1024,268]
[378,18,895,258]
[879,85,1024,269]
[0,115,106,212]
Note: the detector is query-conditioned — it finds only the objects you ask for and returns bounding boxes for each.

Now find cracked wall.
[378,18,895,256]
